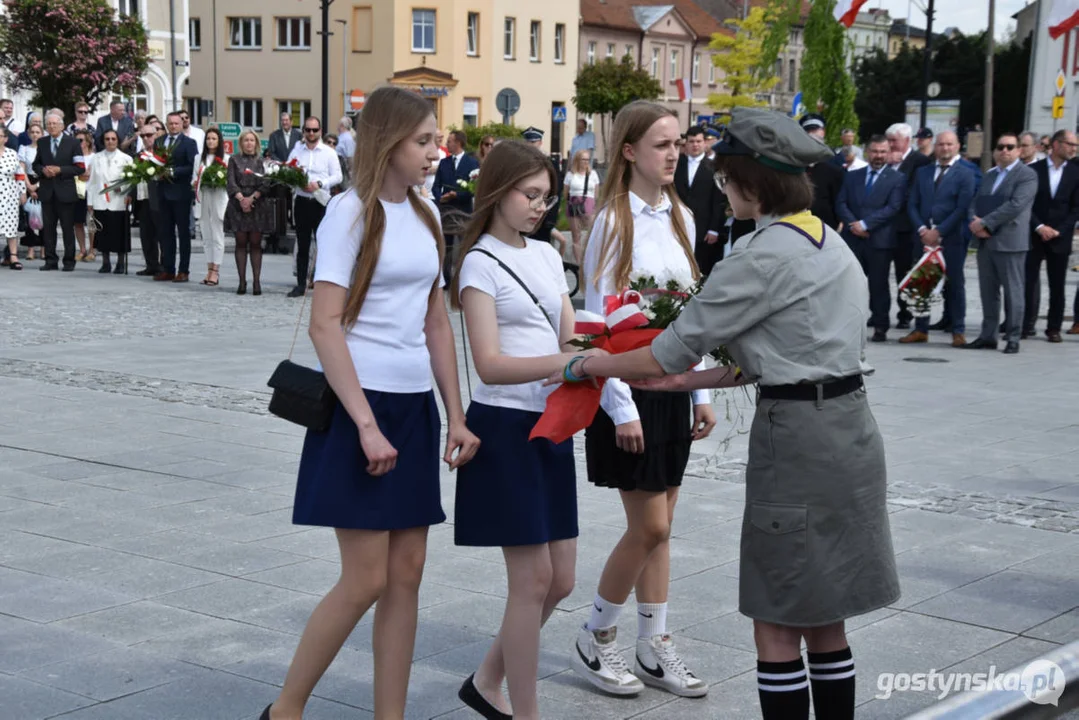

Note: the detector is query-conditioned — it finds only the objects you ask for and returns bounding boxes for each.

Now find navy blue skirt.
[454,403,578,547]
[292,390,446,530]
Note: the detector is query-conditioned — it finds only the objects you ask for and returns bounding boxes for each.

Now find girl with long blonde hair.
[571,100,717,699]
[260,85,481,720]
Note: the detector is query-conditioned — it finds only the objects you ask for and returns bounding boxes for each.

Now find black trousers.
[1024,241,1070,332]
[159,193,192,274]
[694,233,725,277]
[294,196,325,289]
[135,199,160,272]
[892,230,914,323]
[42,198,76,267]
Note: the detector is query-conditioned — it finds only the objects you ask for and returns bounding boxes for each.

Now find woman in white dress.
[194,127,229,286]
[563,149,600,272]
[0,125,26,270]
[17,123,43,261]
[86,130,134,274]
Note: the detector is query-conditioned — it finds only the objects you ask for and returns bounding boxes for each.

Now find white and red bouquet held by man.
[898,246,947,317]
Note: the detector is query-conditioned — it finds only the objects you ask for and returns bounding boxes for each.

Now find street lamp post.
[982,0,995,170]
[335,19,348,117]
[320,0,335,129]
[919,0,935,130]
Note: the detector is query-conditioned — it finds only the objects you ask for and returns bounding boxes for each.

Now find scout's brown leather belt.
[758,375,864,402]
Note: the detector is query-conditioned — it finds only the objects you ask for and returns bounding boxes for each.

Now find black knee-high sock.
[757,657,809,720]
[808,647,855,720]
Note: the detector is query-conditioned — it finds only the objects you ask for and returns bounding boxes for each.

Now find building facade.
[846,8,892,70]
[887,20,927,59]
[184,0,578,151]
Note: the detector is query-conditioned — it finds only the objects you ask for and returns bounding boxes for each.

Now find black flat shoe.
[1003,341,1020,354]
[458,674,512,719]
[252,282,262,296]
[259,704,272,720]
[237,283,247,296]
[98,264,112,274]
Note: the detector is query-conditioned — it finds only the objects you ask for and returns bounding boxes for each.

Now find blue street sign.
[552,106,567,123]
[696,115,713,125]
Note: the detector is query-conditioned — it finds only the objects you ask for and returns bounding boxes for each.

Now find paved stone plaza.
[1,246,1078,720]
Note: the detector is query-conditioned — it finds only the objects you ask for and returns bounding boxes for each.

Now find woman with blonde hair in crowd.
[85,129,133,273]
[564,148,599,272]
[258,85,479,720]
[225,129,273,295]
[73,129,96,262]
[17,122,43,261]
[477,134,496,165]
[194,127,229,286]
[571,100,716,700]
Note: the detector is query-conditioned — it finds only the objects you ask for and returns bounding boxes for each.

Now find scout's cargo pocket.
[748,502,808,589]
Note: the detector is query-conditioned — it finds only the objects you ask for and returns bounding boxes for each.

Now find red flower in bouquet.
[898,247,947,317]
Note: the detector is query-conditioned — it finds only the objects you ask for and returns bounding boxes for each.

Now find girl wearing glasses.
[450,140,598,720]
[477,134,496,165]
[572,100,716,700]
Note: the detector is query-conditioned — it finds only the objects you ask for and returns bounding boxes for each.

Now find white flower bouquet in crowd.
[456,168,480,194]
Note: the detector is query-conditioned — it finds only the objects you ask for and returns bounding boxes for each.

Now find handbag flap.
[267,359,329,396]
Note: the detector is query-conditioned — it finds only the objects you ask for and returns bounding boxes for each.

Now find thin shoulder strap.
[287,288,310,360]
[467,247,556,332]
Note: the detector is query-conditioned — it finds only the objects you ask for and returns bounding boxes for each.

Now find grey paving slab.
[0,674,95,720]
[17,647,207,702]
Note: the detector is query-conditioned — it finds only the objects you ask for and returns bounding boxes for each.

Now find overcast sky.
[867,0,1029,37]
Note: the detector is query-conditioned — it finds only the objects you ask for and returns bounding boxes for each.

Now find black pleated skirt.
[584,389,692,492]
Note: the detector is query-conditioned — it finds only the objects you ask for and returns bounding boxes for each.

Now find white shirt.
[458,234,569,412]
[890,146,913,171]
[86,149,133,211]
[314,190,444,393]
[991,158,1020,194]
[287,141,343,198]
[452,151,464,170]
[185,125,205,156]
[584,192,711,425]
[846,156,868,171]
[1048,157,1066,199]
[933,154,960,182]
[424,147,448,192]
[336,131,355,160]
[564,170,599,199]
[685,153,704,186]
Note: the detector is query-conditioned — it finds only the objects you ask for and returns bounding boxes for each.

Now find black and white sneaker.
[635,634,708,697]
[571,625,644,696]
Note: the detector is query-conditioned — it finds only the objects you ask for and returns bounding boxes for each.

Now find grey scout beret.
[713,107,834,173]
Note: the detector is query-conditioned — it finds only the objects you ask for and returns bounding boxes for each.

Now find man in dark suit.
[899,131,977,346]
[94,100,135,152]
[433,129,479,282]
[1025,129,1079,343]
[798,114,845,230]
[153,112,199,282]
[836,135,907,342]
[264,112,302,253]
[675,125,727,276]
[887,123,934,329]
[32,112,81,271]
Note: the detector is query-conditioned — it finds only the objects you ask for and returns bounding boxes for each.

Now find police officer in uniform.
[551,108,900,720]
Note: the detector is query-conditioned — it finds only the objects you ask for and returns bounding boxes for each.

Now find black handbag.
[267,289,337,432]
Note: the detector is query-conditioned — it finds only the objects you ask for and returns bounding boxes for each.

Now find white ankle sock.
[586,594,624,631]
[637,602,668,639]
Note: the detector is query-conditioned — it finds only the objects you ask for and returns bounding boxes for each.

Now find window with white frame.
[412,9,436,52]
[670,48,679,80]
[189,17,201,50]
[788,59,796,91]
[554,23,564,63]
[110,81,148,113]
[277,17,311,49]
[606,43,615,59]
[504,17,515,59]
[692,52,700,83]
[118,0,137,17]
[231,98,263,130]
[587,41,595,65]
[467,12,479,55]
[708,55,715,83]
[651,47,660,78]
[463,97,479,127]
[228,17,262,49]
[529,21,540,61]
[625,43,634,60]
[278,100,312,128]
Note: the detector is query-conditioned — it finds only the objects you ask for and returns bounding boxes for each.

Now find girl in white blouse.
[260,86,480,720]
[572,101,716,700]
[564,148,600,272]
[194,127,229,286]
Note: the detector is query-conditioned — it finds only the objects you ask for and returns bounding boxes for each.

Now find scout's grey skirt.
[739,388,900,627]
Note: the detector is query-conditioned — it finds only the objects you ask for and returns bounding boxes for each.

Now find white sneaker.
[572,625,644,696]
[635,634,709,697]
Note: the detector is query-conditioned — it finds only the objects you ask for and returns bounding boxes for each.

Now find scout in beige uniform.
[552,108,900,720]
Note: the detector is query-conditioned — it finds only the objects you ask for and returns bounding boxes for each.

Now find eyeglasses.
[481,141,494,147]
[303,127,320,133]
[76,110,88,115]
[713,171,728,193]
[996,144,1017,151]
[513,187,558,211]
[1061,141,1079,148]
[324,141,336,148]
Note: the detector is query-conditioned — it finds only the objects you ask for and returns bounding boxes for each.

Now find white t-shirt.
[565,170,599,199]
[314,190,444,393]
[458,234,568,413]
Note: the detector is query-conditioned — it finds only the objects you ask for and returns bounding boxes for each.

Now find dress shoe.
[173,273,189,283]
[871,329,888,343]
[39,263,58,271]
[286,286,305,298]
[1021,329,1035,339]
[929,318,952,332]
[113,262,126,274]
[963,337,998,349]
[258,704,271,720]
[951,333,967,347]
[898,331,928,343]
[135,268,156,276]
[896,319,911,330]
[98,263,112,274]
[153,272,176,281]
[62,264,75,272]
[1003,341,1020,354]
[1068,324,1079,335]
[1046,330,1063,343]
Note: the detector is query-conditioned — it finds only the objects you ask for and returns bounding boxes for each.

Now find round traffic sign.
[349,90,366,111]
[927,82,941,98]
[495,88,521,116]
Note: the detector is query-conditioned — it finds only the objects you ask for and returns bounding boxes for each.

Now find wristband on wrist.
[563,356,586,383]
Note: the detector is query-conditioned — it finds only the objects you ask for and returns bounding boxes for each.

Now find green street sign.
[217,122,243,139]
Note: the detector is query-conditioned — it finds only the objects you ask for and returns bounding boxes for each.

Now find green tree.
[852,45,923,139]
[449,121,522,154]
[800,0,858,145]
[758,0,800,78]
[0,0,150,117]
[709,7,780,112]
[573,56,663,147]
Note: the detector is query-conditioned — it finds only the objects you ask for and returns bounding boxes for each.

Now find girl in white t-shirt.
[571,101,717,700]
[564,148,600,271]
[260,86,480,720]
[449,140,603,720]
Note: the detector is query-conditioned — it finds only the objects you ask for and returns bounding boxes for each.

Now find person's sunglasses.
[513,187,558,211]
[997,143,1017,151]
[304,127,320,133]
[77,110,89,115]
[481,141,494,147]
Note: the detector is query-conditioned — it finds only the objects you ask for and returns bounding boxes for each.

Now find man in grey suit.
[965,133,1038,354]
[94,101,135,151]
[264,112,301,253]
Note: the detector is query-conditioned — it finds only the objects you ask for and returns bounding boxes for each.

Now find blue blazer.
[836,166,906,249]
[153,134,199,201]
[432,152,479,214]
[907,161,976,245]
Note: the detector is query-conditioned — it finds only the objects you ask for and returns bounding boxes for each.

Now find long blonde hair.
[344,86,445,328]
[592,101,697,290]
[448,141,557,309]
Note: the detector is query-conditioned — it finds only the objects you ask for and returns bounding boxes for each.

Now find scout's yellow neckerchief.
[771,210,826,249]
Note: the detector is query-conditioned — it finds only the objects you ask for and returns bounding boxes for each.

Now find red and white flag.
[834,0,869,28]
[1047,0,1079,39]
[674,77,690,102]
